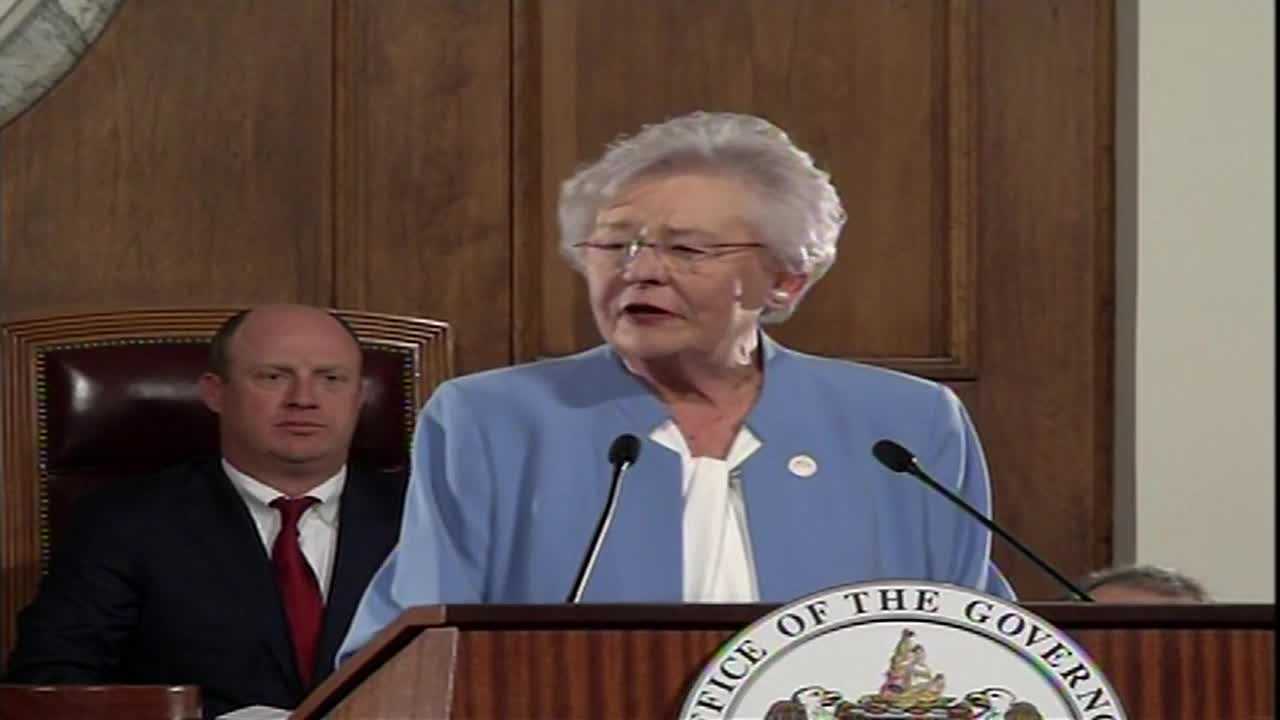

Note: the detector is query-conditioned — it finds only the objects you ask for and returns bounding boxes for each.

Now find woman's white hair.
[558,111,847,322]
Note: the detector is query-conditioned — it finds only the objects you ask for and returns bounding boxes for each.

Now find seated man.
[5,304,408,718]
[1077,564,1211,603]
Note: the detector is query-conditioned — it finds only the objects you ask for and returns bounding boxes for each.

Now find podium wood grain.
[300,604,1274,720]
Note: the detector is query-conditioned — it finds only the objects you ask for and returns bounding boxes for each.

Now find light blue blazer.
[339,338,1013,662]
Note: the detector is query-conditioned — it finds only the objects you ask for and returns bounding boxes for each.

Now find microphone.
[567,434,642,603]
[872,439,1094,602]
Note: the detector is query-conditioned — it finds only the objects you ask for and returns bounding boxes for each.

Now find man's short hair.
[207,308,362,378]
[1079,564,1212,601]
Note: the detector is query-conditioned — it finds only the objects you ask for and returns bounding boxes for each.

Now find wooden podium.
[294,603,1274,719]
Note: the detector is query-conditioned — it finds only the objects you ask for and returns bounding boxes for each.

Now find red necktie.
[270,496,323,686]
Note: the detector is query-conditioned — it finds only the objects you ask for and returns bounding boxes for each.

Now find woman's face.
[580,173,799,364]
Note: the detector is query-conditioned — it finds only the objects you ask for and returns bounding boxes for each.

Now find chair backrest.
[0,308,452,664]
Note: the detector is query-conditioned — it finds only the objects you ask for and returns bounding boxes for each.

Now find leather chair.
[0,308,452,672]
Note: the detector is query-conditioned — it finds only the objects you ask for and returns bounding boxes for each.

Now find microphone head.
[872,439,916,473]
[608,434,642,466]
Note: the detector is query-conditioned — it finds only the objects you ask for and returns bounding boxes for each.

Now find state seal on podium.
[679,581,1125,720]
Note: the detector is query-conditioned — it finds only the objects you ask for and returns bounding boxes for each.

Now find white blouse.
[651,422,762,602]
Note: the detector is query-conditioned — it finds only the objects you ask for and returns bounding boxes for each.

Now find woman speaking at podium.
[340,111,1013,662]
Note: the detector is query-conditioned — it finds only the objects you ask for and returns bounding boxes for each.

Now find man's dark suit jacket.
[4,459,407,719]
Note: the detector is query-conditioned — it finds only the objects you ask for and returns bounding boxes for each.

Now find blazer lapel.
[183,462,302,695]
[577,350,682,601]
[314,468,399,681]
[738,340,880,601]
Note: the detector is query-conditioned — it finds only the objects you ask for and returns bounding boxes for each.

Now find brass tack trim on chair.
[33,351,51,572]
[396,347,419,454]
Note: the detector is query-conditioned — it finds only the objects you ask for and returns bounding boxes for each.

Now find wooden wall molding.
[881,0,980,379]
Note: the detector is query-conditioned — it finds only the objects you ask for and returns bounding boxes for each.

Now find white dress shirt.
[651,422,762,602]
[223,459,345,600]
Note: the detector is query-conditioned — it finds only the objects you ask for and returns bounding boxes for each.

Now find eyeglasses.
[573,228,763,274]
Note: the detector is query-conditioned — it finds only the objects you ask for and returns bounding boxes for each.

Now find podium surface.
[296,603,1273,719]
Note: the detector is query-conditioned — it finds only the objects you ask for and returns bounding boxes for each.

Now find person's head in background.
[198,304,365,496]
[1079,564,1211,603]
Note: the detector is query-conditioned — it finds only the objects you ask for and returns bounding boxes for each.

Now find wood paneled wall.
[515,1,980,378]
[0,2,336,311]
[334,1,512,371]
[0,0,1113,599]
